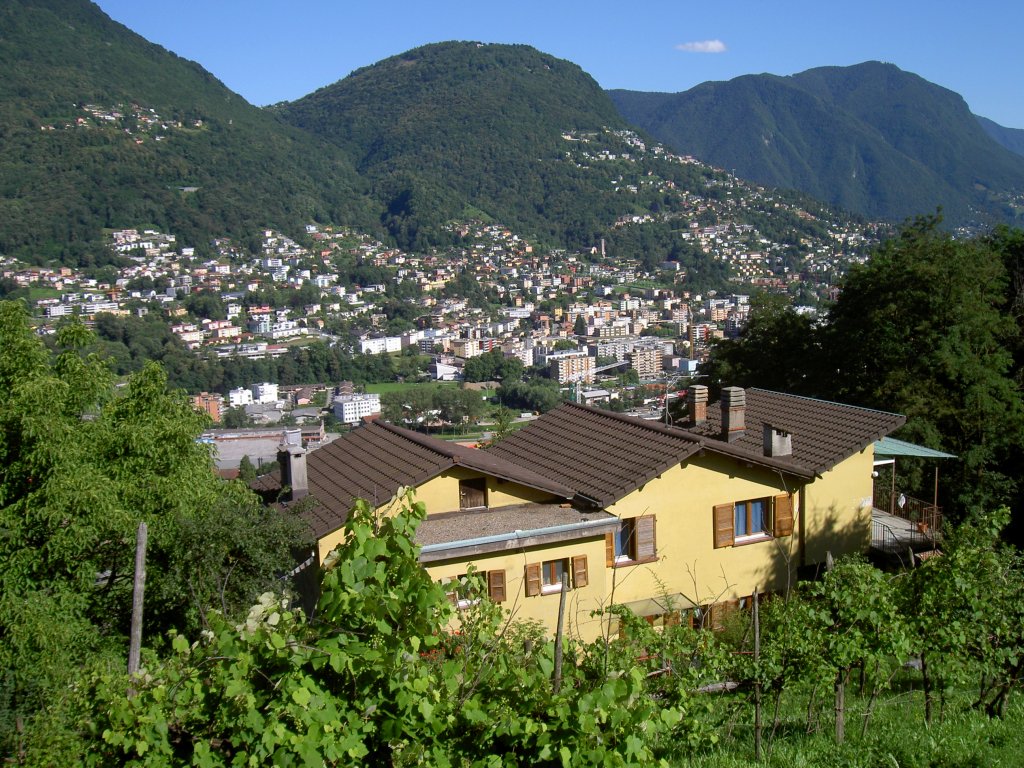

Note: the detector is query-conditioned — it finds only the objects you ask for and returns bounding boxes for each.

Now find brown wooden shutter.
[487,569,506,603]
[636,516,656,559]
[605,532,615,567]
[525,563,542,597]
[773,493,794,537]
[713,503,734,548]
[572,555,589,588]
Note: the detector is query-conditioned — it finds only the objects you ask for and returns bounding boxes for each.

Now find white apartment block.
[252,382,279,404]
[333,393,382,425]
[228,387,254,408]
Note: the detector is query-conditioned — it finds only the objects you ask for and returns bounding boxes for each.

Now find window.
[714,494,794,548]
[459,478,487,510]
[605,516,657,566]
[525,556,588,596]
[734,498,768,538]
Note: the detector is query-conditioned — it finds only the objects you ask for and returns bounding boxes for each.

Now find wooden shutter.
[605,532,615,567]
[525,563,542,597]
[572,555,589,588]
[636,516,656,559]
[773,493,794,537]
[713,503,734,548]
[487,569,506,603]
[459,478,487,509]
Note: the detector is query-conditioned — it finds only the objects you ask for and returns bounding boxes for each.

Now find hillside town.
[2,137,887,448]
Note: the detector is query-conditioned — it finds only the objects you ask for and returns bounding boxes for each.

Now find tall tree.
[824,216,1023,514]
[0,302,307,758]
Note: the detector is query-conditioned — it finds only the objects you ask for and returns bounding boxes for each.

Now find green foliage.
[904,507,1024,719]
[497,378,566,413]
[703,218,1024,521]
[0,301,306,758]
[381,385,485,433]
[463,348,525,383]
[84,496,708,766]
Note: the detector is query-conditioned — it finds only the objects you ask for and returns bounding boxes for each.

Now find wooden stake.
[128,521,148,693]
[754,587,762,760]
[553,571,568,694]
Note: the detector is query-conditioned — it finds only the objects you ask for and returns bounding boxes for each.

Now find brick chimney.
[720,387,746,442]
[688,384,708,426]
[277,428,308,500]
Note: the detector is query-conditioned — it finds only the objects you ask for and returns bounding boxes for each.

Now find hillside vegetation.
[0,0,374,266]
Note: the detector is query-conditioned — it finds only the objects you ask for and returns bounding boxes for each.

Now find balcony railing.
[872,487,942,534]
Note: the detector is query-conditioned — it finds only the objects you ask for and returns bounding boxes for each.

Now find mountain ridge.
[609,61,1024,228]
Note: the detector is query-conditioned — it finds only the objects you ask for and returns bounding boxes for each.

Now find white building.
[252,382,279,405]
[359,336,402,354]
[228,387,254,408]
[333,393,382,424]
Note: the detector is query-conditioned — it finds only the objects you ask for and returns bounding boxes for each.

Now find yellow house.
[489,385,903,635]
[266,385,903,642]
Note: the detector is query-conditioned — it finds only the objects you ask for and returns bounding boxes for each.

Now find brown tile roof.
[488,403,703,508]
[264,420,575,540]
[489,391,905,506]
[683,388,906,476]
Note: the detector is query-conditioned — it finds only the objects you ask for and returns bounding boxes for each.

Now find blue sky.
[94,0,1024,128]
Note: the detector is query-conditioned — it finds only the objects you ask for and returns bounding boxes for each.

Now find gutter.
[418,515,619,562]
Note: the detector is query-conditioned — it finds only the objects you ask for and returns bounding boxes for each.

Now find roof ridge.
[373,419,462,460]
[561,401,700,442]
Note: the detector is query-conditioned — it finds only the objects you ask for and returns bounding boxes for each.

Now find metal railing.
[872,488,942,533]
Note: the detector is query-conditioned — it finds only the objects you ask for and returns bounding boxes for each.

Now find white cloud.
[675,40,727,54]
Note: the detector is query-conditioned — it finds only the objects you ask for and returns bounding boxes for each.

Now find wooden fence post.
[128,521,148,695]
[553,572,568,694]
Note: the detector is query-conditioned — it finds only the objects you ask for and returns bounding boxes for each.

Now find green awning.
[873,437,956,460]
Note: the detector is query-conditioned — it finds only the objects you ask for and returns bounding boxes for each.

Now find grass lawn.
[365,380,458,395]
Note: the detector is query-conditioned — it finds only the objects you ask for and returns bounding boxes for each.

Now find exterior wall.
[605,456,796,610]
[801,447,875,566]
[415,467,558,516]
[426,535,610,643]
[314,469,561,562]
[601,449,875,613]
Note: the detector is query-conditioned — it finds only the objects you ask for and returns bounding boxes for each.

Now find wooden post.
[128,521,148,691]
[553,572,568,694]
[835,670,845,744]
[753,587,762,761]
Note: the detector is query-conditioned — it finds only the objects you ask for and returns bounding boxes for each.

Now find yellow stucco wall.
[311,448,876,638]
[801,447,875,565]
[426,535,610,643]
[602,449,874,611]
[314,468,561,562]
[605,456,796,610]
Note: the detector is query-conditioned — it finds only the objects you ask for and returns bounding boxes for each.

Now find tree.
[700,293,821,397]
[0,302,307,759]
[824,216,1023,515]
[237,455,257,484]
[573,314,587,337]
[222,405,250,429]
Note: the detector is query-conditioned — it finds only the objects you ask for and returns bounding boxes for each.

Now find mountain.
[0,0,374,266]
[0,4,870,270]
[609,62,1024,228]
[977,115,1024,158]
[276,42,681,251]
